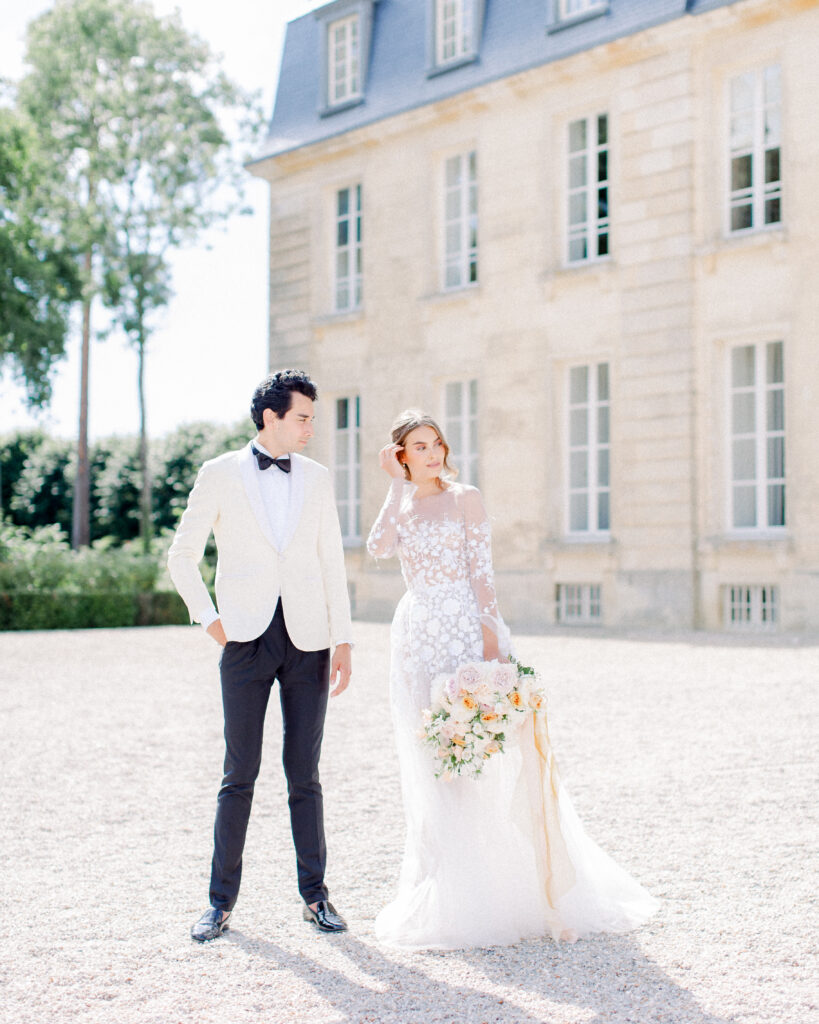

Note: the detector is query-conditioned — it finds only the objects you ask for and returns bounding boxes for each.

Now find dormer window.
[548,0,609,32]
[559,0,607,16]
[315,0,379,116]
[328,15,361,106]
[428,0,485,75]
[436,0,472,65]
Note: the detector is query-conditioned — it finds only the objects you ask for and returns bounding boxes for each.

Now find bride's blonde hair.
[390,409,458,485]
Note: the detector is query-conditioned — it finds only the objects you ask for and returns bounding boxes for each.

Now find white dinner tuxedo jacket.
[167,443,352,649]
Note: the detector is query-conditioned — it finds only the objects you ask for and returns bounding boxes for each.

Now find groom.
[168,369,352,941]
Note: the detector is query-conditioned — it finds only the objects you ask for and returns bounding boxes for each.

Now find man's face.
[271,392,315,452]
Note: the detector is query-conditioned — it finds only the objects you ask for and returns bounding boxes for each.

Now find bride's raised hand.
[379,442,405,479]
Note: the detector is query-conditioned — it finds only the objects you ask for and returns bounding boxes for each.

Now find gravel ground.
[1,622,816,1024]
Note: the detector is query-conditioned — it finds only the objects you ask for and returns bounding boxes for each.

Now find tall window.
[444,380,478,486]
[335,185,362,312]
[730,341,785,530]
[567,362,610,535]
[567,114,609,263]
[328,15,361,107]
[729,65,781,232]
[436,0,472,64]
[443,151,478,289]
[335,396,361,544]
[559,0,607,18]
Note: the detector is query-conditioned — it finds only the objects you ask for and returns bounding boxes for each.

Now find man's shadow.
[223,927,735,1024]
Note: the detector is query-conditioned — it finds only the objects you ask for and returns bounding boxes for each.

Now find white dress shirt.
[199,441,291,631]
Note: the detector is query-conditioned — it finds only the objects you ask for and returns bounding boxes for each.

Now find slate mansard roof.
[256,0,744,162]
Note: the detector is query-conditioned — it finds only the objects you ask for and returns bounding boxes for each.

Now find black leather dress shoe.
[302,900,348,932]
[191,907,231,942]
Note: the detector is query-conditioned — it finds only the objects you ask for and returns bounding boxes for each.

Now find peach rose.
[529,693,544,711]
[485,742,500,756]
[508,690,524,708]
[462,695,478,711]
[451,735,466,747]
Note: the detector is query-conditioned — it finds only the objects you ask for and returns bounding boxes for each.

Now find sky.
[0,0,322,440]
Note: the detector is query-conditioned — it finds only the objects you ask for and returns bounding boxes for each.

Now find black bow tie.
[251,445,291,473]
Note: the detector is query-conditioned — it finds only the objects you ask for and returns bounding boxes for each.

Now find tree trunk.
[71,249,92,549]
[137,332,152,554]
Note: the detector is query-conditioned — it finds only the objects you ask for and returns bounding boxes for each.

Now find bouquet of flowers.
[420,658,546,780]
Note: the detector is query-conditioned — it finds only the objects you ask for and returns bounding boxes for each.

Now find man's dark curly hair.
[250,370,318,429]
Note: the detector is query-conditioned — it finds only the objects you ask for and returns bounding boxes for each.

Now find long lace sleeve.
[366,478,406,559]
[462,486,502,637]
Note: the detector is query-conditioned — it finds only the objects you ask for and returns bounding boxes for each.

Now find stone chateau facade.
[249,0,819,633]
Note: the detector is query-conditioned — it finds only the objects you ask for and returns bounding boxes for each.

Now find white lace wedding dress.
[367,478,658,950]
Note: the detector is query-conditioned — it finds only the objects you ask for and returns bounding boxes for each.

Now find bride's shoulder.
[447,481,483,504]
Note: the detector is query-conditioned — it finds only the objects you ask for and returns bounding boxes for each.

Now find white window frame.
[444,379,479,486]
[435,0,473,65]
[327,14,361,108]
[556,583,602,624]
[727,341,785,533]
[567,113,609,264]
[334,183,362,313]
[727,65,782,235]
[566,361,610,538]
[334,395,361,546]
[443,150,478,290]
[723,584,778,631]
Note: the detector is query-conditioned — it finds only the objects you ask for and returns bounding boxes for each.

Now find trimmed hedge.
[0,589,192,631]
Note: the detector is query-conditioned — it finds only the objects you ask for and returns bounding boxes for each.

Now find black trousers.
[209,600,330,911]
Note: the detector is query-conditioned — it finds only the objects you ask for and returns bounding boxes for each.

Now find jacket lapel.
[239,443,278,549]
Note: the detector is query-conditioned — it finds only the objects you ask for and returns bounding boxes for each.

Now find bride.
[367,409,658,950]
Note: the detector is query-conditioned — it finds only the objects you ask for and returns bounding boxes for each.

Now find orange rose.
[451,735,466,747]
[508,690,523,708]
[462,695,477,710]
[480,712,498,724]
[529,694,543,711]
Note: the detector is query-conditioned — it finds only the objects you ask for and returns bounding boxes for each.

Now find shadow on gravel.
[221,929,735,1024]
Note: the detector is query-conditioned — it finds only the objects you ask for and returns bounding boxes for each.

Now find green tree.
[91,434,141,543]
[9,435,75,534]
[0,109,80,406]
[18,0,259,551]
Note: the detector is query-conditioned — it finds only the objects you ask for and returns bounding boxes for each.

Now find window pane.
[570,409,588,446]
[337,220,349,247]
[569,154,587,189]
[733,486,756,528]
[569,365,588,404]
[732,439,756,481]
[570,493,588,532]
[569,192,587,226]
[597,404,609,443]
[570,451,588,488]
[767,484,785,527]
[445,156,460,188]
[597,491,610,531]
[336,251,349,278]
[767,389,784,431]
[568,119,586,152]
[731,154,753,192]
[597,232,609,257]
[337,188,349,216]
[445,223,460,255]
[730,73,754,114]
[731,204,753,231]
[597,362,609,400]
[764,148,780,184]
[766,341,783,384]
[767,436,784,479]
[337,504,349,537]
[764,197,781,224]
[732,392,755,434]
[597,113,608,146]
[597,447,609,487]
[446,381,462,416]
[336,398,348,430]
[764,65,781,105]
[597,149,608,183]
[732,346,755,387]
[597,186,608,220]
[569,236,587,262]
[445,264,461,288]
